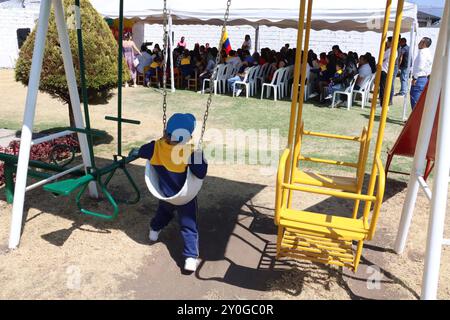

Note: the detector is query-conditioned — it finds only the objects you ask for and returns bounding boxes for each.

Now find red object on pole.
[385,83,439,180]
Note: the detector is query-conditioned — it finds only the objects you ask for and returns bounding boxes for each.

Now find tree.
[15,0,130,126]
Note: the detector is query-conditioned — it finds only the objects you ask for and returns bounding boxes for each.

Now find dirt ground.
[0,69,449,300]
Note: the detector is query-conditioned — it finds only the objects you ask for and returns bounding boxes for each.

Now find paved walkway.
[0,128,16,148]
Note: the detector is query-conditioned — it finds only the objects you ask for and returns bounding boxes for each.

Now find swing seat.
[293,170,358,193]
[293,125,368,194]
[278,208,369,269]
[275,148,385,271]
[44,174,94,196]
[279,209,368,240]
[145,161,203,206]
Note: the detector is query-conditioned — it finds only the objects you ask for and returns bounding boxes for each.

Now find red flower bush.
[0,134,79,186]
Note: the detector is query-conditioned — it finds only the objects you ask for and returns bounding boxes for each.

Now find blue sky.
[408,0,444,7]
[408,0,444,17]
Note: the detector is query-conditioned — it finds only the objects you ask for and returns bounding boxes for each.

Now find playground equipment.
[275,0,403,271]
[7,0,231,247]
[144,0,231,206]
[385,83,438,180]
[8,0,142,249]
[394,0,450,300]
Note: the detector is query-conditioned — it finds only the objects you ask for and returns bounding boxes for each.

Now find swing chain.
[160,0,231,147]
[162,0,169,133]
[198,0,232,148]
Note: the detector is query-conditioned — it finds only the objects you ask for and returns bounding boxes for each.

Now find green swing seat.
[43,174,94,196]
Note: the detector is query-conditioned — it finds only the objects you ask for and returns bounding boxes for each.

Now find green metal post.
[75,0,96,170]
[117,0,124,157]
[4,164,15,204]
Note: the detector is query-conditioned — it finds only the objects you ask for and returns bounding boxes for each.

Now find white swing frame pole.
[9,0,52,249]
[421,9,450,300]
[168,12,175,93]
[394,0,448,255]
[53,0,98,198]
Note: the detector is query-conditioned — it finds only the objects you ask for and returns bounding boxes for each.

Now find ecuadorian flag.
[222,28,232,54]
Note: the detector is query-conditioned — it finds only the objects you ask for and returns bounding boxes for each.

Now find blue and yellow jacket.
[138,138,208,198]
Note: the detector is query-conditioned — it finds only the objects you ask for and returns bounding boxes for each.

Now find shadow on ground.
[0,155,416,299]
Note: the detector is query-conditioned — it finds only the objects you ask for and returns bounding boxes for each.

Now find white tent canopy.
[90,0,418,32]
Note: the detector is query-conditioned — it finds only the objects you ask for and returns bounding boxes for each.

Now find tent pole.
[9,0,52,249]
[53,0,98,198]
[254,24,259,53]
[168,13,175,92]
[402,23,416,121]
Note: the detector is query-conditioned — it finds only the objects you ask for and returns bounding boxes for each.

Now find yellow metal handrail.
[299,156,358,168]
[302,130,361,142]
[280,210,369,234]
[367,155,386,239]
[281,183,377,202]
[275,148,291,225]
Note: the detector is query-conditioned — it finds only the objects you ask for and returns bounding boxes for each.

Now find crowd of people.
[122,32,433,110]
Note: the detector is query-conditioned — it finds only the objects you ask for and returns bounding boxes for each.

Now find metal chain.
[161,0,168,134]
[198,0,232,149]
[160,0,231,147]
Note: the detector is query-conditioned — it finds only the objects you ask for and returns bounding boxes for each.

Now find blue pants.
[328,83,344,95]
[145,68,158,84]
[399,68,409,95]
[410,77,428,109]
[228,75,243,93]
[150,198,199,258]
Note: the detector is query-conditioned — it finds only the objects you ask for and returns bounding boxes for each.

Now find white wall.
[0,8,39,68]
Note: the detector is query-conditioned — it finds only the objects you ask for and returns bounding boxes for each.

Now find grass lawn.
[110,83,413,178]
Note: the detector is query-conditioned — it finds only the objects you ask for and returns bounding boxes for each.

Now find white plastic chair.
[331,74,358,110]
[202,64,227,95]
[279,65,294,98]
[255,63,269,91]
[353,73,376,109]
[232,66,259,98]
[261,68,286,101]
[247,65,260,96]
[290,65,313,101]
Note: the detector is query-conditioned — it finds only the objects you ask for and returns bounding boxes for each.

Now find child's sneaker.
[149,229,160,242]
[184,257,198,272]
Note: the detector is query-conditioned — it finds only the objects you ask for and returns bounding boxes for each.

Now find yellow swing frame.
[275,0,404,271]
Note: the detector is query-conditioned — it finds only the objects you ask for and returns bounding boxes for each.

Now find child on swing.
[136,113,207,272]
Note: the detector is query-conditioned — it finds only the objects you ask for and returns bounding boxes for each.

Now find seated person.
[343,54,358,87]
[319,52,328,71]
[226,50,242,69]
[145,56,162,87]
[180,49,194,86]
[267,53,287,82]
[227,66,250,96]
[235,50,256,74]
[323,61,346,100]
[199,49,217,86]
[137,43,153,75]
[354,54,372,90]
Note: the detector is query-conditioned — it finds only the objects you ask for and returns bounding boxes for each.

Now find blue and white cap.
[166,113,196,143]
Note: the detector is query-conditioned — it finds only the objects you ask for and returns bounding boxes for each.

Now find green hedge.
[15,0,130,106]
